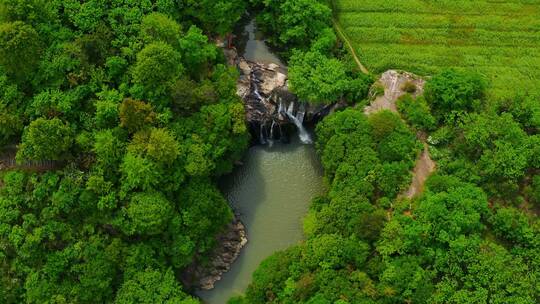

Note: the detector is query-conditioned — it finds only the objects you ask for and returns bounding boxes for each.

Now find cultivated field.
[334,0,540,98]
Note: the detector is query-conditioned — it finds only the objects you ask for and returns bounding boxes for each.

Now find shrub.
[401,81,417,93]
[424,69,486,121]
[397,94,436,131]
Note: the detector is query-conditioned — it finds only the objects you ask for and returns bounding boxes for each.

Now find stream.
[197,20,324,304]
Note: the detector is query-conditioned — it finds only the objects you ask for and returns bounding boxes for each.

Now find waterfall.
[283,101,313,144]
[287,101,295,115]
[259,123,267,144]
[253,81,264,102]
[270,120,276,140]
[277,98,284,114]
[251,70,264,102]
[296,103,306,123]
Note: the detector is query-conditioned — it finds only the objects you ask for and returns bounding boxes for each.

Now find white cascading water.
[269,120,276,140]
[283,101,313,144]
[296,103,306,123]
[259,124,266,144]
[253,83,263,101]
[277,98,284,115]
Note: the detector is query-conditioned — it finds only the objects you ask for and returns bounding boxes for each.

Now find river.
[197,20,324,304]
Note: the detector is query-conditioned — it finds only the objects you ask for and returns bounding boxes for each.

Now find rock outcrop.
[236,56,346,144]
[364,69,426,115]
[182,215,247,291]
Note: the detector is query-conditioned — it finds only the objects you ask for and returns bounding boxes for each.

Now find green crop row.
[335,0,540,98]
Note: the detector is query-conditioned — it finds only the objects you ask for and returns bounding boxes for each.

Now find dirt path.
[404,142,436,199]
[0,147,61,172]
[333,20,370,75]
[364,70,436,199]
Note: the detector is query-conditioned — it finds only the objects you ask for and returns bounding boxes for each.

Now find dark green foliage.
[528,175,540,207]
[131,42,183,105]
[183,0,247,36]
[0,2,250,302]
[369,110,420,163]
[17,117,73,162]
[252,0,332,53]
[289,50,350,104]
[424,69,486,122]
[0,21,42,82]
[115,268,198,304]
[397,94,436,131]
[0,69,23,144]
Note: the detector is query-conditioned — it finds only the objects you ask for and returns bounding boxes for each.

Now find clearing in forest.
[334,0,540,98]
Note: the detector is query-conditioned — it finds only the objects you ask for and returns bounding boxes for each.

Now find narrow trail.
[405,141,436,199]
[0,147,61,173]
[333,20,370,75]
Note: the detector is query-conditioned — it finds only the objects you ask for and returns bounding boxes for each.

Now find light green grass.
[334,0,540,98]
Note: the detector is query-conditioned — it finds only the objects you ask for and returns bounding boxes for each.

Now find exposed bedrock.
[236,56,346,145]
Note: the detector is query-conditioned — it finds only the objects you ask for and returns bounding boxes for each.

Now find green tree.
[119,98,156,133]
[424,69,486,121]
[120,153,160,195]
[254,0,332,51]
[0,68,23,144]
[129,128,180,165]
[289,51,350,104]
[62,0,107,33]
[93,129,125,175]
[132,42,183,104]
[277,0,332,48]
[115,268,197,304]
[17,118,73,162]
[0,0,53,25]
[140,12,182,48]
[169,77,216,114]
[94,89,122,129]
[179,25,217,78]
[397,95,436,131]
[122,191,173,236]
[183,0,246,36]
[0,21,42,82]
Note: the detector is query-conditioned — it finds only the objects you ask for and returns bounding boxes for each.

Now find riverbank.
[198,136,324,303]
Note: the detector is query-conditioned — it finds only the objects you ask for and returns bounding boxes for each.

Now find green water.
[197,137,324,303]
[241,19,285,66]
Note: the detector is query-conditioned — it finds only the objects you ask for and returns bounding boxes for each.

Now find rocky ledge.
[182,215,247,290]
[233,50,346,144]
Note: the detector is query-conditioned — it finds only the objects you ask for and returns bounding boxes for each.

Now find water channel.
[197,20,325,304]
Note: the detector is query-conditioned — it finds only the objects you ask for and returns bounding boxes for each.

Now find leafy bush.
[397,94,436,131]
[424,69,486,121]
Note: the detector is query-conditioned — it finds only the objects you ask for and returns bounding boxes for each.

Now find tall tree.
[17,117,73,162]
[0,21,42,82]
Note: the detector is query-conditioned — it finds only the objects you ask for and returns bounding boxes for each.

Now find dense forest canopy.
[231,1,540,304]
[0,0,539,304]
[0,0,249,303]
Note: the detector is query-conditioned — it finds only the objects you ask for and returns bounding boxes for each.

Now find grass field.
[334,0,540,98]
